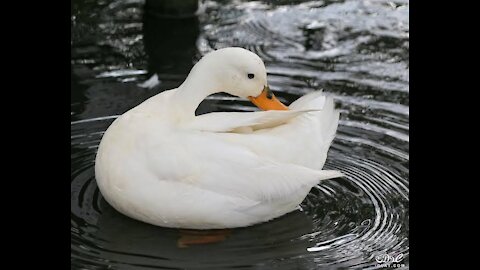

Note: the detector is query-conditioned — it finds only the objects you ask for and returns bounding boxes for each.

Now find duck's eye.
[247,73,255,79]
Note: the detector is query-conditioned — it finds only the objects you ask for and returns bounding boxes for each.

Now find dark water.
[71,0,409,269]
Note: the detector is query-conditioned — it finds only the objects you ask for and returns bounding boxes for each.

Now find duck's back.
[287,91,340,169]
[217,91,340,171]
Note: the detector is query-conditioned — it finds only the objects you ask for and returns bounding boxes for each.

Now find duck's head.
[198,47,288,111]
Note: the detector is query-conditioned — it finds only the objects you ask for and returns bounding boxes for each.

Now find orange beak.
[248,86,289,111]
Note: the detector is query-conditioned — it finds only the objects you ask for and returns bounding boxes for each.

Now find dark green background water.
[71,0,409,269]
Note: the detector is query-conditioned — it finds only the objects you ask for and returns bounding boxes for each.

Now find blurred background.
[71,0,409,269]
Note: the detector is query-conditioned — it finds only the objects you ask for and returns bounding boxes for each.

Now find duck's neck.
[171,62,223,120]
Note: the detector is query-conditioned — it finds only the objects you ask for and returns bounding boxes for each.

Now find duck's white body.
[95,47,342,229]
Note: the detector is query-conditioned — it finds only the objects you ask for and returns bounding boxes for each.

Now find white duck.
[95,47,343,229]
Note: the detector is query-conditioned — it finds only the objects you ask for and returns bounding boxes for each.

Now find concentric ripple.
[72,0,409,269]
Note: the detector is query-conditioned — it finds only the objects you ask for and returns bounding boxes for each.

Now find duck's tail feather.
[289,90,326,110]
[316,169,345,181]
[319,95,340,144]
[289,91,340,143]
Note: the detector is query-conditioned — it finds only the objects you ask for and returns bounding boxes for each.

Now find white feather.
[95,48,343,229]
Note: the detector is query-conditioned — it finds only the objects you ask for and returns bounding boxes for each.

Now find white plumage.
[95,47,342,229]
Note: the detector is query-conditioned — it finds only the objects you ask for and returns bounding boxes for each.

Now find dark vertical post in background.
[145,0,199,17]
[142,0,216,115]
[143,0,200,77]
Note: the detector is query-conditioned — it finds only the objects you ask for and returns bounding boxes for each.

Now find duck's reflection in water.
[94,199,316,268]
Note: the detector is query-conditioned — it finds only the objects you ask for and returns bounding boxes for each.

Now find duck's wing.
[185,109,319,132]
[145,133,343,203]
[185,91,333,133]
[197,151,343,202]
